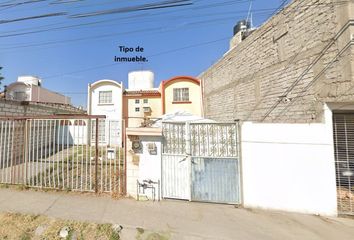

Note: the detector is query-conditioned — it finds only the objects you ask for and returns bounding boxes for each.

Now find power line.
[0,0,47,8]
[50,0,86,4]
[0,12,67,25]
[0,0,253,38]
[0,1,347,41]
[69,0,193,18]
[273,39,354,121]
[42,36,229,79]
[0,15,245,51]
[261,18,354,121]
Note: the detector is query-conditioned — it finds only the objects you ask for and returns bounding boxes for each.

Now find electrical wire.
[69,0,193,18]
[41,36,230,80]
[273,39,354,121]
[0,0,252,37]
[0,12,67,25]
[260,18,354,121]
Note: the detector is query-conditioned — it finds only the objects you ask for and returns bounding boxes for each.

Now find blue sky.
[0,0,285,107]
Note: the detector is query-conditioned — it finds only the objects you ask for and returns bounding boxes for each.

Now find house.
[87,79,123,146]
[199,0,354,216]
[160,76,202,116]
[123,71,162,128]
[6,76,71,104]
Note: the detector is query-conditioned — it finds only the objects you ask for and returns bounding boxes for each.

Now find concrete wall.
[31,85,71,105]
[200,0,354,123]
[126,133,162,200]
[0,99,84,117]
[241,105,337,216]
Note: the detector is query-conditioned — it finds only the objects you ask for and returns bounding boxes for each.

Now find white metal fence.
[0,116,125,194]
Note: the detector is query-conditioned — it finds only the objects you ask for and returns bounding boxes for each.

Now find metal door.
[162,122,241,204]
[161,123,190,200]
[333,113,354,215]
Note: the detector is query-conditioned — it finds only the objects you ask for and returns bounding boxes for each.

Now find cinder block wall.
[200,0,354,123]
[0,99,84,117]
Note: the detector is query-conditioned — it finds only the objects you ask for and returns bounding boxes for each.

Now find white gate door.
[161,154,190,200]
[161,123,190,200]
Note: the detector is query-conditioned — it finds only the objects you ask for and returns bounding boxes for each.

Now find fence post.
[95,118,99,193]
[23,120,28,186]
[121,119,126,195]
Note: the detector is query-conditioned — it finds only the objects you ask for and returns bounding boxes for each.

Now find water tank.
[17,76,42,86]
[233,20,251,36]
[128,70,154,90]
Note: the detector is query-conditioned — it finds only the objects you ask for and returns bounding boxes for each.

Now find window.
[143,107,151,113]
[99,91,112,104]
[135,99,140,104]
[135,107,140,112]
[143,99,148,104]
[173,88,189,102]
[91,119,106,143]
[14,92,27,101]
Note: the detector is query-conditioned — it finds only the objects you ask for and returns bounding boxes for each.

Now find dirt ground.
[0,212,120,240]
[1,187,354,240]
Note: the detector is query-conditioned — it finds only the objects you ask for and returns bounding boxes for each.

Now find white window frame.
[173,88,189,102]
[99,91,112,104]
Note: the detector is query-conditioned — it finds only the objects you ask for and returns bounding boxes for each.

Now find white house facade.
[87,79,123,147]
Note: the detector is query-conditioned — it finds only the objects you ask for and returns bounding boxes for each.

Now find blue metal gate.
[162,122,241,204]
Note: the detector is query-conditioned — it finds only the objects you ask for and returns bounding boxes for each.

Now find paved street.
[0,188,353,240]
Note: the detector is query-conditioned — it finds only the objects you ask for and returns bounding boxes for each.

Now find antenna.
[250,12,253,29]
[246,0,253,23]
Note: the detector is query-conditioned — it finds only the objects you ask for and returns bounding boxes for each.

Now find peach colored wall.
[164,79,202,116]
[123,95,162,128]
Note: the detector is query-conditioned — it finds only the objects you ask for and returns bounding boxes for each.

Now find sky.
[0,0,287,108]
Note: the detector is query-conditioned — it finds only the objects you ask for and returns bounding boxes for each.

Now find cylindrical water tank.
[233,20,250,36]
[128,70,154,90]
[17,76,42,86]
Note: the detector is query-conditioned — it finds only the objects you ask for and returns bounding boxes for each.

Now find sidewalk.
[0,188,354,240]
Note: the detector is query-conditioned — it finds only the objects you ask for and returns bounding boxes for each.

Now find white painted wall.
[88,80,123,120]
[88,80,123,146]
[241,105,338,216]
[126,135,162,200]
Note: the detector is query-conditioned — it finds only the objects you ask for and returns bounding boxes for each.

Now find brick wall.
[200,0,354,123]
[0,99,85,117]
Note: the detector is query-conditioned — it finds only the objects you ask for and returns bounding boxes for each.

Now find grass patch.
[0,212,121,240]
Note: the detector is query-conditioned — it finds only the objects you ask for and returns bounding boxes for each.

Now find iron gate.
[162,122,241,204]
[0,115,125,194]
[333,113,354,215]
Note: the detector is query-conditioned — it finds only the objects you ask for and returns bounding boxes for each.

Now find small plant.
[97,223,120,240]
[19,232,31,240]
[0,184,9,189]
